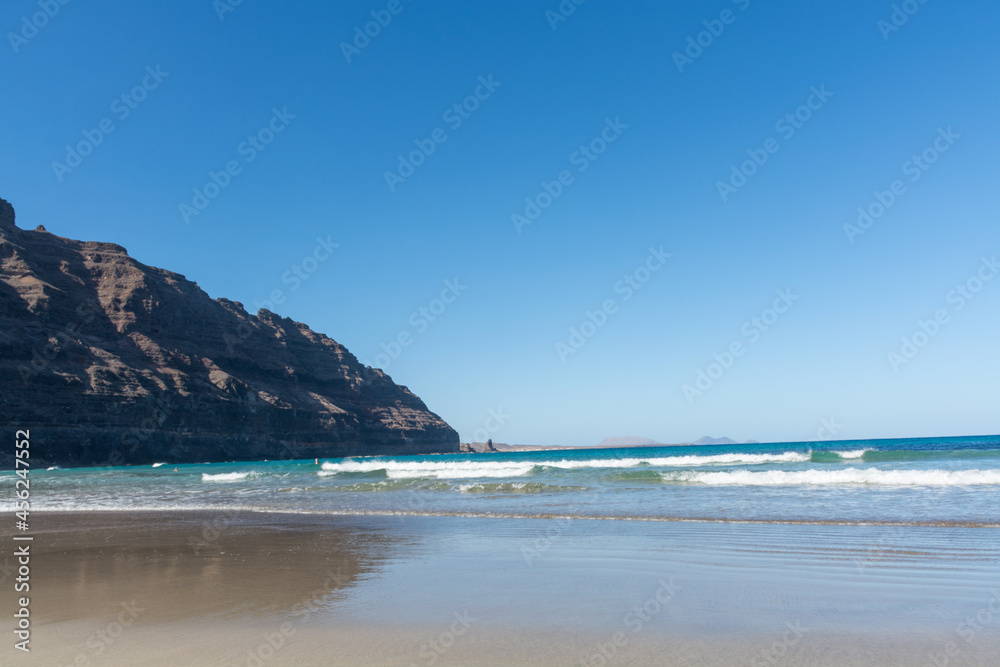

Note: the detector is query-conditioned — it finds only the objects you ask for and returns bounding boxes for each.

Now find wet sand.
[2,511,998,665]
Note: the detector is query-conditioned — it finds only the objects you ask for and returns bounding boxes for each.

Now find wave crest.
[662,468,1000,487]
[832,449,869,459]
[202,472,254,482]
[318,451,811,479]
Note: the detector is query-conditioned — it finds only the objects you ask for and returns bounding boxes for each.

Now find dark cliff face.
[0,198,459,467]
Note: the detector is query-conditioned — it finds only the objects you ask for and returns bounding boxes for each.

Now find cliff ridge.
[0,198,459,467]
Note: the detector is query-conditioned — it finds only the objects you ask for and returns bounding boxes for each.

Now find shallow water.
[8,511,999,666]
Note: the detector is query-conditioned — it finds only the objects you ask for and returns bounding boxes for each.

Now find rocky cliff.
[0,197,459,468]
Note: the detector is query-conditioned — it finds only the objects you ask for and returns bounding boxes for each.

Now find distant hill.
[693,436,737,445]
[597,436,661,448]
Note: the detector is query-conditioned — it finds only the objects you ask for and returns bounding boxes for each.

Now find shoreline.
[23,506,1000,528]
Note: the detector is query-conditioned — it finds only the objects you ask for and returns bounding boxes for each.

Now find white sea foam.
[457,482,531,492]
[202,472,253,482]
[152,462,166,467]
[831,449,869,459]
[318,451,810,479]
[663,468,1000,487]
[637,451,810,467]
[321,461,536,479]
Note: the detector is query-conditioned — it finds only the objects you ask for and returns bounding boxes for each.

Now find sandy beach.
[4,0,998,664]
[3,511,998,666]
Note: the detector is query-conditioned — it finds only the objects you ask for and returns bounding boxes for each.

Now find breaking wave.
[202,472,255,482]
[661,468,1000,487]
[831,449,869,459]
[318,451,811,479]
[455,482,583,494]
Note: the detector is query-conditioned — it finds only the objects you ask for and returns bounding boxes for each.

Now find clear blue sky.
[3,0,998,446]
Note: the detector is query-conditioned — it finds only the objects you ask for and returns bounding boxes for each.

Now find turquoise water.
[19,434,1000,525]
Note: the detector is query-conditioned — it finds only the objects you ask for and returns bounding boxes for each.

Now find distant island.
[0,197,458,468]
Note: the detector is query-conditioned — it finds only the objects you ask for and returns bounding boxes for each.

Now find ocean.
[28,434,1000,526]
[9,434,1000,666]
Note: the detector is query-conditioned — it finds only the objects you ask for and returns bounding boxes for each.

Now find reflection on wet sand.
[29,511,409,623]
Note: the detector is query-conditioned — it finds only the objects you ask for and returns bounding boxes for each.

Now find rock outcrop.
[0,198,459,468]
[459,439,500,453]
